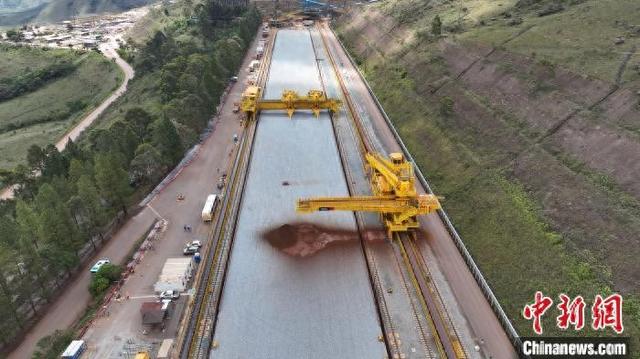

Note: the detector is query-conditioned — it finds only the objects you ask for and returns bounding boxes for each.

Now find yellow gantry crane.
[241,85,341,119]
[297,152,441,235]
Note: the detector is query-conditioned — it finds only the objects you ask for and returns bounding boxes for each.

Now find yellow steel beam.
[295,152,442,235]
[241,87,341,118]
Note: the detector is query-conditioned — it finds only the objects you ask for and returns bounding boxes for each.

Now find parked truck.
[201,194,219,222]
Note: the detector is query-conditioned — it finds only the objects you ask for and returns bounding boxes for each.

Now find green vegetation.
[0,46,121,170]
[337,0,640,354]
[0,2,261,350]
[431,15,442,35]
[354,52,639,341]
[32,329,73,359]
[89,263,122,297]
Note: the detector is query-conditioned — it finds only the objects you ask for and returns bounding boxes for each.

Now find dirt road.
[320,23,517,358]
[8,35,252,359]
[55,40,134,151]
[0,39,133,200]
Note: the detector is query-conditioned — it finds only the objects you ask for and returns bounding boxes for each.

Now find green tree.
[152,117,183,164]
[89,275,110,297]
[97,263,122,282]
[124,107,154,140]
[109,120,140,162]
[432,15,442,35]
[6,29,24,42]
[0,245,26,327]
[26,145,45,171]
[68,158,93,184]
[130,143,164,185]
[41,144,68,179]
[34,184,81,268]
[15,199,41,250]
[94,153,132,215]
[77,174,106,226]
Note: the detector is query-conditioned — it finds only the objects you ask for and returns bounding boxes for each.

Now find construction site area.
[173,22,519,359]
[5,12,522,359]
[5,0,640,355]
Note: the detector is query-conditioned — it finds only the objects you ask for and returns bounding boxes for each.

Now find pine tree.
[152,117,183,165]
[94,153,132,215]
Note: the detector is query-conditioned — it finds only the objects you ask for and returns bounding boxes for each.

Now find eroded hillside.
[336,0,640,345]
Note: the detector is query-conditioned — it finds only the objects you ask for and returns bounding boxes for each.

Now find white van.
[201,194,218,222]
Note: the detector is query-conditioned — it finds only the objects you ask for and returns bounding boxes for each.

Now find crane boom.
[296,152,442,235]
[365,152,416,197]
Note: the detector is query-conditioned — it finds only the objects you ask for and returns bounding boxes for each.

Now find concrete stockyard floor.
[210,30,387,358]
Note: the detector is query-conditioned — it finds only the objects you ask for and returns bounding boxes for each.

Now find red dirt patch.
[262,223,386,257]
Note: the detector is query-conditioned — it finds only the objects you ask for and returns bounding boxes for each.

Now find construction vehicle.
[296,152,441,235]
[135,351,151,359]
[240,86,341,119]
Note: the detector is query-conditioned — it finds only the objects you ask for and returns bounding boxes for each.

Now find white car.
[90,259,110,273]
[189,240,202,248]
[158,290,180,300]
[183,245,199,255]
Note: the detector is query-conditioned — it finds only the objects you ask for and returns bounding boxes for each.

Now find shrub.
[439,96,454,116]
[97,263,123,282]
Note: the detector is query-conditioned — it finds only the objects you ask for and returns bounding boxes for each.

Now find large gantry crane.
[297,152,441,236]
[241,85,341,119]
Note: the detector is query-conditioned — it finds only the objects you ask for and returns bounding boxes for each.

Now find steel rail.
[319,23,466,358]
[309,29,404,359]
[325,22,522,352]
[178,28,277,359]
[316,25,459,358]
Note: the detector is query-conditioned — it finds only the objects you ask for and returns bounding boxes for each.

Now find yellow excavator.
[297,152,441,235]
[241,85,341,119]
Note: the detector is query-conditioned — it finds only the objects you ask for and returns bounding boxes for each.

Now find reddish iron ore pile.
[263,223,386,257]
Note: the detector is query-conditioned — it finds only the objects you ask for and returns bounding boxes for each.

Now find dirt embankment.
[335,0,640,341]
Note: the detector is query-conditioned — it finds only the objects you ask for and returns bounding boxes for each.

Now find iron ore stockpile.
[210,29,387,357]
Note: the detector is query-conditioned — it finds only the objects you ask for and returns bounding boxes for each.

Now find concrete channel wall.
[211,29,386,358]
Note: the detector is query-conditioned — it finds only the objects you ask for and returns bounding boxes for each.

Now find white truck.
[201,194,219,222]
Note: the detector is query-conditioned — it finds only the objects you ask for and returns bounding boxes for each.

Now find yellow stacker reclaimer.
[297,152,441,236]
[241,85,341,119]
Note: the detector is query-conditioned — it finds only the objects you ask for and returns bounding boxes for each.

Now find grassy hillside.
[336,0,640,352]
[0,45,121,169]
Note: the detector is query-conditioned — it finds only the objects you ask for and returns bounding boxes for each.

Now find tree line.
[0,2,261,351]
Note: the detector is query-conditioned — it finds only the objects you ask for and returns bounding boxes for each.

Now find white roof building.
[154,257,193,293]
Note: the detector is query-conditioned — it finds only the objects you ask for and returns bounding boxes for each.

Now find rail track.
[177,29,276,359]
[315,24,467,358]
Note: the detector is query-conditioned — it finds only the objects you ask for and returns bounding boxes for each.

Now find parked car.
[183,245,199,255]
[189,240,202,248]
[90,259,110,273]
[158,290,180,300]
